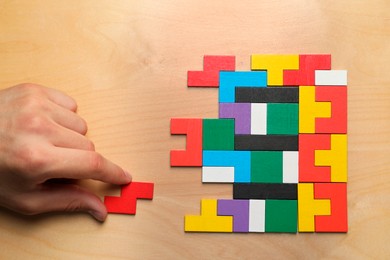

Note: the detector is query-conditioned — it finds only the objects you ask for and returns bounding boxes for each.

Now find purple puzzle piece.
[219,103,251,134]
[217,199,249,232]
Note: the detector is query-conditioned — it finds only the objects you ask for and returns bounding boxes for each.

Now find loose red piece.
[188,55,235,87]
[104,182,154,214]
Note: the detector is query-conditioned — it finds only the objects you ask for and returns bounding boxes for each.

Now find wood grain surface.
[0,1,389,259]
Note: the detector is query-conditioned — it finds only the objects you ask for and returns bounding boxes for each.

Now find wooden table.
[0,1,389,259]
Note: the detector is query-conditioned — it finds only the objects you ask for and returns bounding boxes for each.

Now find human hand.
[0,83,131,221]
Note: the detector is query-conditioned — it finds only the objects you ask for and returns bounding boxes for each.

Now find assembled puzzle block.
[299,134,331,182]
[219,103,251,134]
[188,55,235,87]
[299,86,331,133]
[104,182,154,215]
[203,119,235,150]
[170,118,203,166]
[251,151,283,183]
[203,151,251,182]
[315,86,347,134]
[251,54,299,86]
[315,70,348,86]
[249,200,266,232]
[202,166,235,183]
[314,183,348,232]
[298,183,331,232]
[283,54,331,86]
[185,199,233,232]
[315,134,347,182]
[219,71,267,102]
[265,199,298,233]
[218,199,250,232]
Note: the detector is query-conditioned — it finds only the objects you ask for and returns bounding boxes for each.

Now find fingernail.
[124,170,132,182]
[89,210,106,222]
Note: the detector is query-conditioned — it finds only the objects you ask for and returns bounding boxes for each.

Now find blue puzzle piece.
[203,151,251,182]
[219,71,267,103]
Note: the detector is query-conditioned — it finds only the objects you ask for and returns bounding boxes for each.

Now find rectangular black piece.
[235,87,299,103]
[233,183,297,200]
[234,135,298,151]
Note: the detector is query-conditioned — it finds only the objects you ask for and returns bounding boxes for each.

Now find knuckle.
[64,199,84,212]
[13,146,47,176]
[23,115,51,134]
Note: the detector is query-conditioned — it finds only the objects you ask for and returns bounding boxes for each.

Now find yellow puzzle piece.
[298,183,331,232]
[299,86,331,133]
[315,134,348,182]
[185,199,233,232]
[251,54,299,86]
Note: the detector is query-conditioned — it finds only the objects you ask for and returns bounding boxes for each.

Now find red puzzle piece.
[299,134,331,182]
[104,182,154,214]
[315,86,347,134]
[170,118,202,166]
[283,54,331,86]
[188,55,235,87]
[314,183,348,232]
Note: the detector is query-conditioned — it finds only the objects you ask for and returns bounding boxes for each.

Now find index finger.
[41,148,132,185]
[41,86,78,112]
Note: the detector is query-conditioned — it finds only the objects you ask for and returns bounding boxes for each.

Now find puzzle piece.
[188,55,235,87]
[170,118,202,166]
[203,119,235,150]
[284,54,331,86]
[219,103,251,134]
[315,70,348,86]
[235,135,298,151]
[203,151,251,182]
[249,200,265,232]
[251,103,267,135]
[202,166,234,183]
[251,151,283,183]
[265,200,298,233]
[283,151,299,183]
[298,183,331,232]
[185,199,233,232]
[299,134,331,182]
[219,71,267,102]
[236,87,299,103]
[299,86,331,133]
[233,183,297,200]
[267,103,298,135]
[104,182,154,214]
[314,183,348,232]
[315,134,347,182]
[251,54,299,86]
[315,86,347,134]
[218,199,250,232]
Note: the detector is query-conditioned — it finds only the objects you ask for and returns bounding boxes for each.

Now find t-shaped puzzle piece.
[104,182,154,214]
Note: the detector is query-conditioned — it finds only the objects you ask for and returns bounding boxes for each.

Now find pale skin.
[0,83,132,221]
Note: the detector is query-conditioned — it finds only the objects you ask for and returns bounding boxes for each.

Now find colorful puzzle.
[171,55,348,233]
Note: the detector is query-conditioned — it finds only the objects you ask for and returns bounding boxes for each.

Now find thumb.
[24,184,107,221]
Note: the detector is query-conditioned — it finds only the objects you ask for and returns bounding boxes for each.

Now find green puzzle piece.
[265,200,298,233]
[267,103,298,135]
[203,119,234,150]
[251,151,283,183]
